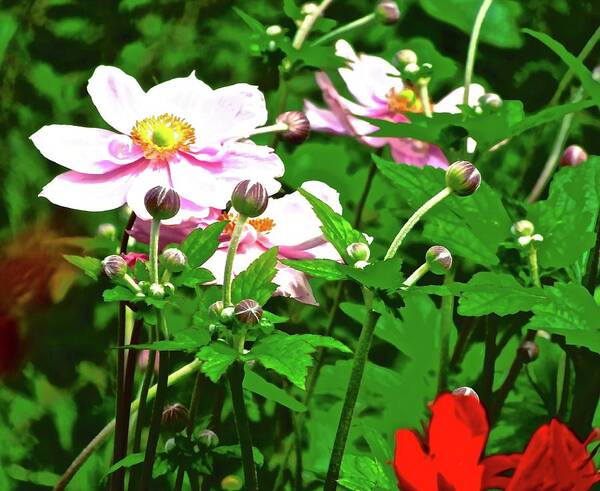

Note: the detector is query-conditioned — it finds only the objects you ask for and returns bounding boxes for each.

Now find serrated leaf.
[104,453,145,476]
[63,255,102,279]
[172,267,215,288]
[196,342,238,382]
[298,188,366,263]
[244,332,351,389]
[338,454,393,491]
[242,368,307,412]
[231,247,278,305]
[458,272,547,316]
[181,221,228,268]
[342,259,404,291]
[102,286,140,303]
[525,283,600,353]
[124,340,206,352]
[282,258,347,281]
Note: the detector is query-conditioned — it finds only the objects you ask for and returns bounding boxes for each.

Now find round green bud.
[346,242,370,263]
[162,248,188,272]
[479,93,503,110]
[144,186,181,220]
[266,25,282,36]
[231,180,269,218]
[511,220,534,237]
[220,306,235,323]
[164,438,176,453]
[161,403,189,433]
[425,245,453,275]
[198,429,219,448]
[209,301,225,319]
[102,255,128,279]
[221,475,243,491]
[149,283,165,298]
[395,49,418,66]
[445,161,481,197]
[97,223,116,240]
[375,0,400,25]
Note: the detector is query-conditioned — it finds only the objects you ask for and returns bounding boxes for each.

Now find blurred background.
[0,0,599,489]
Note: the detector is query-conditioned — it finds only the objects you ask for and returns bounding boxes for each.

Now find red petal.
[394,429,438,491]
[481,454,521,490]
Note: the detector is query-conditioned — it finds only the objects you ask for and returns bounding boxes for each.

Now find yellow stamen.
[131,113,195,160]
[220,212,275,235]
[387,87,431,114]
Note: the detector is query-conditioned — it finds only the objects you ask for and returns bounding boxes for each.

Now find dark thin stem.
[227,362,258,491]
[130,351,155,454]
[270,70,289,150]
[292,412,303,491]
[437,273,455,394]
[324,291,380,491]
[139,313,170,490]
[353,160,377,229]
[120,212,137,253]
[480,317,497,406]
[557,351,571,419]
[450,318,476,369]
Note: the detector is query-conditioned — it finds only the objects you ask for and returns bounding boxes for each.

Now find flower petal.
[87,66,147,134]
[389,138,448,168]
[435,84,486,114]
[31,125,143,174]
[303,100,349,135]
[273,266,317,305]
[394,429,437,491]
[39,165,139,212]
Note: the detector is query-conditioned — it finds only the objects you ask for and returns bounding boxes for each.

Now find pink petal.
[31,125,142,174]
[303,100,349,135]
[435,84,486,114]
[335,40,400,108]
[389,138,448,168]
[273,266,317,305]
[87,66,147,134]
[39,165,140,212]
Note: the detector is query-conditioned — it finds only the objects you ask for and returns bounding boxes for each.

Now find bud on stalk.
[161,403,189,433]
[445,161,481,196]
[234,299,263,325]
[198,429,220,448]
[425,245,453,275]
[144,186,181,220]
[346,242,370,263]
[560,145,588,167]
[102,254,128,279]
[395,49,418,66]
[375,0,401,25]
[231,180,269,218]
[276,111,311,144]
[161,248,188,272]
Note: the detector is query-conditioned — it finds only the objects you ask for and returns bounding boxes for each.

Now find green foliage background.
[0,0,599,490]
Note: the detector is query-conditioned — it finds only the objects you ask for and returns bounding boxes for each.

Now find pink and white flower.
[32,66,284,224]
[130,181,342,305]
[304,40,486,168]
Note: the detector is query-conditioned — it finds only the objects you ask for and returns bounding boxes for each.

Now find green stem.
[292,0,334,49]
[223,215,248,306]
[385,187,453,260]
[149,219,161,284]
[54,359,201,491]
[270,70,289,149]
[463,0,494,107]
[227,362,259,491]
[140,312,169,491]
[418,81,433,118]
[403,263,430,287]
[528,243,542,288]
[437,271,455,393]
[324,289,380,491]
[251,121,289,136]
[311,13,375,46]
[353,160,378,229]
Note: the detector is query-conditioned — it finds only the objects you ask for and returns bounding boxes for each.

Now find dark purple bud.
[426,246,452,275]
[276,111,310,144]
[161,403,189,433]
[518,341,539,363]
[560,145,588,167]
[375,0,401,25]
[234,299,263,325]
[144,186,181,220]
[161,248,187,272]
[452,386,479,401]
[102,254,128,279]
[231,180,269,218]
[198,429,219,448]
[445,161,481,196]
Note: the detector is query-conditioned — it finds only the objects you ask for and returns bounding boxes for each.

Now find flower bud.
[231,180,269,218]
[445,161,481,196]
[479,93,503,110]
[375,0,401,25]
[346,242,370,262]
[266,25,282,36]
[209,301,225,319]
[425,246,453,275]
[137,349,159,374]
[102,255,128,279]
[97,223,116,240]
[276,111,310,144]
[144,186,181,220]
[221,475,243,491]
[354,260,370,269]
[395,49,418,66]
[149,283,165,298]
[511,220,535,237]
[220,306,235,323]
[234,299,263,325]
[452,386,479,401]
[404,63,420,75]
[161,248,188,272]
[164,437,176,453]
[161,403,189,433]
[518,341,539,363]
[560,144,588,167]
[164,282,175,296]
[198,429,219,448]
[301,2,318,15]
[593,65,600,82]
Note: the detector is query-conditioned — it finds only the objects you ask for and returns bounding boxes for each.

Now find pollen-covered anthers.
[131,113,195,160]
[219,212,275,235]
[386,87,430,114]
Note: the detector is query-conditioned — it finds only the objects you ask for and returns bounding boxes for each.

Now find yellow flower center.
[220,212,275,235]
[131,113,195,160]
[387,87,429,114]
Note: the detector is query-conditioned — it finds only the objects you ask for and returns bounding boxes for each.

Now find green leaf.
[458,272,547,316]
[282,0,302,20]
[105,453,145,476]
[298,188,366,263]
[243,368,307,412]
[342,259,405,291]
[281,258,347,281]
[181,221,228,268]
[338,454,393,491]
[172,267,215,288]
[418,0,522,48]
[524,29,600,109]
[212,445,264,467]
[63,255,102,279]
[244,332,351,389]
[196,342,239,382]
[526,283,600,353]
[231,247,278,305]
[374,157,512,266]
[125,340,206,352]
[0,13,17,66]
[102,286,140,303]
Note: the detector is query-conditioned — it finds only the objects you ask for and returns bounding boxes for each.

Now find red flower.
[393,392,505,491]
[503,419,600,491]
[121,252,148,268]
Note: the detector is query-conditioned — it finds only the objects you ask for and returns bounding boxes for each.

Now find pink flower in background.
[32,66,284,224]
[304,40,486,168]
[130,181,342,304]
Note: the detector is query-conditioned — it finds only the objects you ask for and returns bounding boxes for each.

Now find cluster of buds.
[560,144,588,167]
[425,246,453,275]
[445,161,481,196]
[511,220,543,247]
[231,180,269,218]
[374,0,401,25]
[346,242,371,269]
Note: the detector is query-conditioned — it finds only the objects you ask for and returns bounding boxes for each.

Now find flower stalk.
[311,13,375,46]
[528,242,542,288]
[403,262,430,287]
[417,79,433,118]
[223,215,248,306]
[463,0,494,107]
[149,218,161,284]
[437,271,455,393]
